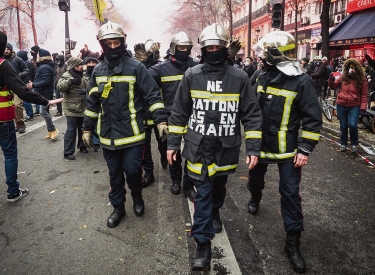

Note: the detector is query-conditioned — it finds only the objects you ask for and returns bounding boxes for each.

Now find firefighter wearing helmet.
[167,23,262,271]
[82,21,168,228]
[247,31,322,273]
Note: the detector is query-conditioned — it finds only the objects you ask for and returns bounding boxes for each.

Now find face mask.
[202,47,228,66]
[102,42,125,61]
[244,61,250,66]
[174,49,190,62]
[72,68,83,76]
[349,68,355,74]
[86,66,95,75]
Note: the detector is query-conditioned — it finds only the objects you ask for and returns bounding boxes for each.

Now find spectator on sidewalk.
[30,45,41,116]
[300,58,311,75]
[54,55,67,116]
[311,56,326,98]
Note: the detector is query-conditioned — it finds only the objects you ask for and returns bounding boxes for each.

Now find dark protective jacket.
[167,62,263,181]
[6,54,30,82]
[17,51,35,83]
[147,56,197,126]
[311,63,326,86]
[82,54,167,150]
[33,59,55,100]
[254,68,322,163]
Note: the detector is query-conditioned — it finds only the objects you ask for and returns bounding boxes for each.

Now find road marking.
[16,116,64,139]
[187,199,242,274]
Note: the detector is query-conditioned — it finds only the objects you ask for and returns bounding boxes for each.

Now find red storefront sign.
[347,0,375,13]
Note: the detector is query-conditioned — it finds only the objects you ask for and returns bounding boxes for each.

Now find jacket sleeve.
[82,70,100,131]
[136,63,166,125]
[360,80,368,110]
[33,66,52,88]
[328,77,342,90]
[297,77,322,154]
[365,54,375,69]
[17,58,30,79]
[56,73,72,93]
[311,65,325,78]
[167,70,193,151]
[239,76,262,156]
[0,60,48,106]
[148,65,162,88]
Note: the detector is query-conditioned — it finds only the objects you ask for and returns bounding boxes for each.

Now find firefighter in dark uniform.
[167,23,262,272]
[247,31,322,273]
[147,32,198,200]
[81,22,168,229]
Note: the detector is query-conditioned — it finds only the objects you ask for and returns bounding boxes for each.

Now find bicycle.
[319,96,337,121]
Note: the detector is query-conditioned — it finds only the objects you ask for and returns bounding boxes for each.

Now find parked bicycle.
[319,96,337,121]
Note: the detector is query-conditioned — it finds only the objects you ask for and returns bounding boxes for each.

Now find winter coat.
[254,68,322,163]
[6,54,30,82]
[17,51,35,83]
[56,69,88,117]
[167,62,263,181]
[328,77,368,110]
[33,59,55,100]
[311,63,326,86]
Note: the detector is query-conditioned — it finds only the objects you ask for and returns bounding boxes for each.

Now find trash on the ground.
[49,190,55,194]
[184,230,191,232]
[359,144,375,155]
[78,238,84,241]
[94,171,100,174]
[186,223,191,227]
[178,236,183,240]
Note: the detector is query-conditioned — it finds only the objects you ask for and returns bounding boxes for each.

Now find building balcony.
[232,4,271,29]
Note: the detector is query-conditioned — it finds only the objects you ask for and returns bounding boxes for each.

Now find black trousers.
[64,116,85,155]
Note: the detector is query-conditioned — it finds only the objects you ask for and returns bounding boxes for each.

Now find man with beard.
[167,23,262,271]
[29,45,41,116]
[54,54,67,116]
[3,43,30,133]
[81,21,167,228]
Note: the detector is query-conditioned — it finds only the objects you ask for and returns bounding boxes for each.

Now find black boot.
[182,184,196,202]
[160,157,168,168]
[212,208,222,233]
[192,241,211,271]
[285,231,307,273]
[170,180,181,195]
[132,192,145,216]
[247,191,262,215]
[142,170,155,188]
[107,205,125,228]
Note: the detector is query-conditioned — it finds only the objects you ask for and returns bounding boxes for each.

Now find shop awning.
[329,8,375,47]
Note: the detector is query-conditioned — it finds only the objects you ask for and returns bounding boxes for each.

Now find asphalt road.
[1,112,374,275]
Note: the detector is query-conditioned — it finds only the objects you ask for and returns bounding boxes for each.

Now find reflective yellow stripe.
[278,131,287,153]
[0,101,14,108]
[183,125,188,134]
[88,87,99,96]
[96,75,137,85]
[146,120,154,125]
[96,76,108,84]
[187,161,203,175]
[0,91,12,96]
[267,87,297,98]
[278,43,295,52]
[169,125,185,134]
[149,102,164,112]
[84,109,99,118]
[127,80,140,135]
[280,97,294,131]
[100,136,111,146]
[161,75,183,82]
[245,130,262,139]
[207,163,237,177]
[190,90,240,101]
[114,133,145,146]
[260,149,297,159]
[301,130,320,141]
[257,85,265,93]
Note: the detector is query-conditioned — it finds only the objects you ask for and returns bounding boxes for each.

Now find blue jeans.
[23,101,34,117]
[247,162,303,232]
[336,104,360,146]
[41,105,56,132]
[0,121,20,195]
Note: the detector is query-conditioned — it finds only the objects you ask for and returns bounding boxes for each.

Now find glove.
[228,39,242,60]
[156,122,169,142]
[360,110,367,116]
[82,131,94,149]
[134,43,152,62]
[70,77,81,85]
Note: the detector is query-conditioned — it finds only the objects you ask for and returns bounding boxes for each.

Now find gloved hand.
[228,39,242,60]
[82,131,94,149]
[360,109,367,116]
[70,77,81,85]
[156,122,169,142]
[134,43,152,62]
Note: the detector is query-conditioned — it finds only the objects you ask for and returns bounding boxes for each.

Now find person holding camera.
[56,57,89,160]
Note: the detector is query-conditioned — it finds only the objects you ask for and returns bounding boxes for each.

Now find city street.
[1,111,375,275]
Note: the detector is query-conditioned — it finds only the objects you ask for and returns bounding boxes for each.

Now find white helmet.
[169,32,193,55]
[97,21,126,41]
[198,23,230,48]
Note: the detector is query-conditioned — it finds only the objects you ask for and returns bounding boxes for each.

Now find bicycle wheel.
[319,97,332,121]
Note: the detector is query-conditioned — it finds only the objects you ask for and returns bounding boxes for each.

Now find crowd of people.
[11,22,375,273]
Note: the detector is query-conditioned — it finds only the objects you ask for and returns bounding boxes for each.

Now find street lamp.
[255,27,261,42]
[58,0,71,56]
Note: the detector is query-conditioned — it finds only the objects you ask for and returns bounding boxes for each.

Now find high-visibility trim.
[149,102,164,112]
[301,130,320,141]
[183,125,188,134]
[267,87,297,98]
[169,125,185,134]
[95,75,136,85]
[0,91,11,96]
[127,81,140,135]
[161,75,183,82]
[187,161,203,175]
[207,163,237,177]
[260,149,297,159]
[88,87,99,96]
[0,101,14,108]
[278,131,287,153]
[96,76,108,84]
[84,109,99,118]
[190,90,240,101]
[114,132,145,146]
[146,120,154,125]
[245,130,262,139]
[278,43,295,52]
[257,85,265,93]
[100,136,111,146]
[280,97,294,131]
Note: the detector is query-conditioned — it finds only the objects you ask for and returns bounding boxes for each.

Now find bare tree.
[320,0,331,60]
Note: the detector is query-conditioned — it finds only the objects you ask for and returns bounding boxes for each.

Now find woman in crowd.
[328,58,368,153]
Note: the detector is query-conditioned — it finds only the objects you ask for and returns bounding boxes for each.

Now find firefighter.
[146,33,198,200]
[81,21,167,228]
[167,23,262,271]
[248,31,322,273]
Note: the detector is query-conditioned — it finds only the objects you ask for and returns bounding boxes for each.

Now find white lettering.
[196,111,205,124]
[227,113,236,125]
[219,101,226,112]
[216,81,222,92]
[196,99,204,110]
[211,100,218,110]
[229,125,235,135]
[220,113,227,124]
[206,124,217,136]
[207,81,216,92]
[227,101,236,112]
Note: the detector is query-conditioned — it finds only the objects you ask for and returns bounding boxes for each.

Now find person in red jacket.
[0,31,62,202]
[328,58,368,152]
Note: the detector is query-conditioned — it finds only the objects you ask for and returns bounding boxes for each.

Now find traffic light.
[271,3,283,29]
[70,40,77,50]
[58,0,70,12]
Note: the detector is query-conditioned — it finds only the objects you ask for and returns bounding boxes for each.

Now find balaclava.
[202,47,228,66]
